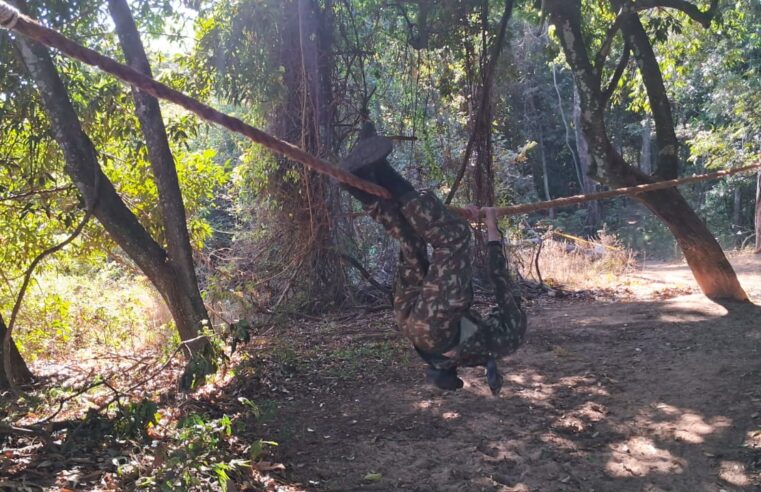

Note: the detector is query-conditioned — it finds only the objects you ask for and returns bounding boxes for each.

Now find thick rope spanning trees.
[1,2,760,218]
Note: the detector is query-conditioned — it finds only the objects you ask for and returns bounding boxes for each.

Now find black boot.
[416,346,463,391]
[339,122,393,175]
[426,366,464,391]
[340,122,419,202]
[373,161,416,202]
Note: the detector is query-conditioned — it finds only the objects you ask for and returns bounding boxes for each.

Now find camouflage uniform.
[366,191,527,368]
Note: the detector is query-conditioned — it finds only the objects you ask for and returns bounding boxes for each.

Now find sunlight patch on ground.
[719,460,751,487]
[415,400,433,410]
[606,436,685,477]
[606,403,733,479]
[743,429,761,448]
[514,384,555,405]
[541,432,579,451]
[504,368,556,405]
[553,401,609,434]
[647,404,732,444]
[655,296,729,323]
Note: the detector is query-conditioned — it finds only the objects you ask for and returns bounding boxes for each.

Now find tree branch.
[602,42,631,103]
[0,185,75,202]
[594,15,623,79]
[634,0,720,28]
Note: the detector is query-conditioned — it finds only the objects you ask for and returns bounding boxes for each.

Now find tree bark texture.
[615,4,680,180]
[640,117,653,174]
[445,0,514,205]
[756,170,761,253]
[544,0,747,301]
[263,0,348,309]
[573,84,600,228]
[11,7,212,352]
[108,0,211,344]
[0,315,33,389]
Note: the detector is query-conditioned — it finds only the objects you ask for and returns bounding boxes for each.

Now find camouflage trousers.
[367,192,473,354]
[451,242,527,367]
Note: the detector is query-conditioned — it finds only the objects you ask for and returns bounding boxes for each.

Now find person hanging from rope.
[340,122,527,394]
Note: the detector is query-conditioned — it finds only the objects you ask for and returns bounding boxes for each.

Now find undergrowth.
[515,228,636,291]
[9,265,172,361]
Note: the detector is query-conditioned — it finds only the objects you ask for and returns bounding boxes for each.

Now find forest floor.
[3,253,761,491]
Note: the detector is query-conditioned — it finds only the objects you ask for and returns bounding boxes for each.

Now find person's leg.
[363,199,428,324]
[361,198,463,390]
[397,188,474,354]
[357,163,473,354]
[341,130,466,389]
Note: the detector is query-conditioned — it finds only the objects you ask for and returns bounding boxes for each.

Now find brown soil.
[246,253,761,491]
[5,254,760,491]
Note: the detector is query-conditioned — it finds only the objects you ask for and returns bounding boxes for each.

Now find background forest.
[1,0,760,489]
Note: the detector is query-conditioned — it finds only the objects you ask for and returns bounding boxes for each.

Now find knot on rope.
[0,1,19,30]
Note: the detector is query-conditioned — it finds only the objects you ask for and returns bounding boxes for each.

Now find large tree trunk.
[537,120,555,218]
[0,315,33,389]
[263,0,348,309]
[108,0,211,344]
[544,0,747,301]
[12,3,213,375]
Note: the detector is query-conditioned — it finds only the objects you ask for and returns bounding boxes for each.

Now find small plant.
[113,399,159,440]
[136,413,254,491]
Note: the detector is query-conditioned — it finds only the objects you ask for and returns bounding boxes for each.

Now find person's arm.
[483,207,519,311]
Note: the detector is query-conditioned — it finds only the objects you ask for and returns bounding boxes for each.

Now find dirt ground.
[240,253,761,491]
[4,254,761,491]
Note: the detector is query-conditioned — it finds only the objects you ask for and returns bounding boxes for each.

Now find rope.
[0,1,18,29]
[0,3,391,200]
[480,161,761,218]
[1,2,759,219]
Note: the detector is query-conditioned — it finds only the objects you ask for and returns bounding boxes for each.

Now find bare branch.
[0,185,75,202]
[2,211,92,392]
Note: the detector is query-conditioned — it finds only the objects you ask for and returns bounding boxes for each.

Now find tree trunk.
[544,0,747,301]
[0,315,33,389]
[733,186,742,230]
[537,121,555,218]
[108,0,211,343]
[617,8,680,180]
[638,186,746,298]
[640,117,653,174]
[573,84,600,229]
[756,170,761,253]
[263,0,348,309]
[12,5,213,371]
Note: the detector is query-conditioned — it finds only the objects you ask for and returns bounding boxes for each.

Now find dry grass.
[514,230,637,291]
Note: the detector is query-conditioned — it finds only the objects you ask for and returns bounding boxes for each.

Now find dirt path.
[243,254,761,491]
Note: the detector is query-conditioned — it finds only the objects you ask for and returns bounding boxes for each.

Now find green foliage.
[135,412,267,491]
[9,266,171,361]
[113,399,159,440]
